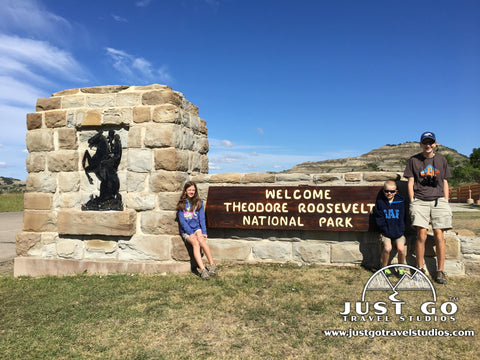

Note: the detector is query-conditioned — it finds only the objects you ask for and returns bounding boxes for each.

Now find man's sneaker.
[436,270,447,284]
[208,264,217,276]
[397,268,406,276]
[384,268,393,277]
[200,268,210,280]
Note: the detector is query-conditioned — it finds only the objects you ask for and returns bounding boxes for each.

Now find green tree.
[444,153,454,166]
[449,148,480,187]
[451,163,480,187]
[470,148,480,169]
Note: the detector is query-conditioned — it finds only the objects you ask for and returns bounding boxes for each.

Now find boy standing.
[403,131,452,284]
[375,180,406,277]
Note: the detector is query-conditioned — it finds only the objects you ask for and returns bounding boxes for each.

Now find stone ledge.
[14,257,191,277]
[57,209,136,236]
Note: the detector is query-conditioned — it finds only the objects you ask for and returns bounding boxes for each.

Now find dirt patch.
[0,260,14,276]
[453,211,480,236]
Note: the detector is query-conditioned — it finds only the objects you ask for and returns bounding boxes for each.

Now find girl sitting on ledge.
[177,181,217,280]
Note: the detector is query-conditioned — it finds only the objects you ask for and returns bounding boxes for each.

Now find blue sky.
[0,0,479,181]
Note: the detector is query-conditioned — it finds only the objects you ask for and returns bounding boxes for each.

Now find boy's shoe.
[200,268,210,280]
[436,271,447,284]
[383,269,393,277]
[208,264,217,277]
[397,268,406,276]
[417,267,426,275]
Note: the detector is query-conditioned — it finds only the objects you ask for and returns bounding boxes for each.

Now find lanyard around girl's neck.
[186,199,196,211]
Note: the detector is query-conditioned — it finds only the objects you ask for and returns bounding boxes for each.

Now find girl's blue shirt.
[178,200,207,236]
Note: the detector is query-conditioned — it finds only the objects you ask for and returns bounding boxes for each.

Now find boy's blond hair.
[384,180,397,189]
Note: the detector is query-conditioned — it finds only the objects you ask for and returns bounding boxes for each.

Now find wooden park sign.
[206,186,382,232]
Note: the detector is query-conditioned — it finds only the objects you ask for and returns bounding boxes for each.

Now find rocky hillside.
[283,142,468,174]
[0,177,26,193]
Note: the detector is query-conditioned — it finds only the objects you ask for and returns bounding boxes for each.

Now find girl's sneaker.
[208,264,217,276]
[200,268,210,280]
[397,268,406,276]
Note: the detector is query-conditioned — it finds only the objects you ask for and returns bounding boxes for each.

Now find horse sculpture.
[81,130,123,211]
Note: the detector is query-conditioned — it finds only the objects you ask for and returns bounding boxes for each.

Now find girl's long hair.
[176,181,202,211]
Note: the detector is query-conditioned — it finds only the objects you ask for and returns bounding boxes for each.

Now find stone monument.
[16,84,208,276]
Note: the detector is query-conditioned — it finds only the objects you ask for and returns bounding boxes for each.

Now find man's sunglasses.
[422,139,435,145]
[383,189,396,194]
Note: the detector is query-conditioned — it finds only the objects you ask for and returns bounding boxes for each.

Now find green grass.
[0,193,23,212]
[0,264,478,359]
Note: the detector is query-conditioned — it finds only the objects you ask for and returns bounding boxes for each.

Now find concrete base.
[14,257,191,277]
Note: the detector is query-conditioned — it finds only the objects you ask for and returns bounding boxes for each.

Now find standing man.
[403,131,452,284]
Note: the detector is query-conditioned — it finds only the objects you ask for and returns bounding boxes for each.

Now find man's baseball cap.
[420,131,436,142]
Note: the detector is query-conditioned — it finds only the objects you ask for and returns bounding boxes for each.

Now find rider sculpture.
[81,130,123,211]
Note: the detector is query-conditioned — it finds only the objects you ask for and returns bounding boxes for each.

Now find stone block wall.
[190,172,468,277]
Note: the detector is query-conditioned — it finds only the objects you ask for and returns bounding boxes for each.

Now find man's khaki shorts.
[409,197,452,230]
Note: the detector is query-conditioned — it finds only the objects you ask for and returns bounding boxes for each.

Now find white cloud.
[0,34,87,181]
[112,14,128,23]
[0,161,6,168]
[0,34,88,82]
[0,0,73,44]
[157,65,173,83]
[0,56,51,85]
[0,76,43,107]
[256,128,264,135]
[221,140,234,148]
[0,1,89,181]
[0,34,89,111]
[211,154,245,164]
[135,0,153,7]
[0,104,30,141]
[105,47,173,85]
[209,138,281,152]
[208,162,221,171]
[207,145,348,174]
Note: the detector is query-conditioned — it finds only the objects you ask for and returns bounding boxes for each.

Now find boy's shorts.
[409,197,452,230]
[380,235,406,245]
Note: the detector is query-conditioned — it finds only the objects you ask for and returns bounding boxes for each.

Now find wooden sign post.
[206,186,382,232]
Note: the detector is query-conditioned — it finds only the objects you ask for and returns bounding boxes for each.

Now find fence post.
[467,187,474,204]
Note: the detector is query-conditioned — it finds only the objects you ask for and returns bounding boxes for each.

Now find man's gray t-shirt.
[403,153,451,201]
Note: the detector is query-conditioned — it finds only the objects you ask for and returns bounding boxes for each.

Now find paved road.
[449,203,480,212]
[0,212,22,262]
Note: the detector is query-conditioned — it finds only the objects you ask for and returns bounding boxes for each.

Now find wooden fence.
[449,184,480,203]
